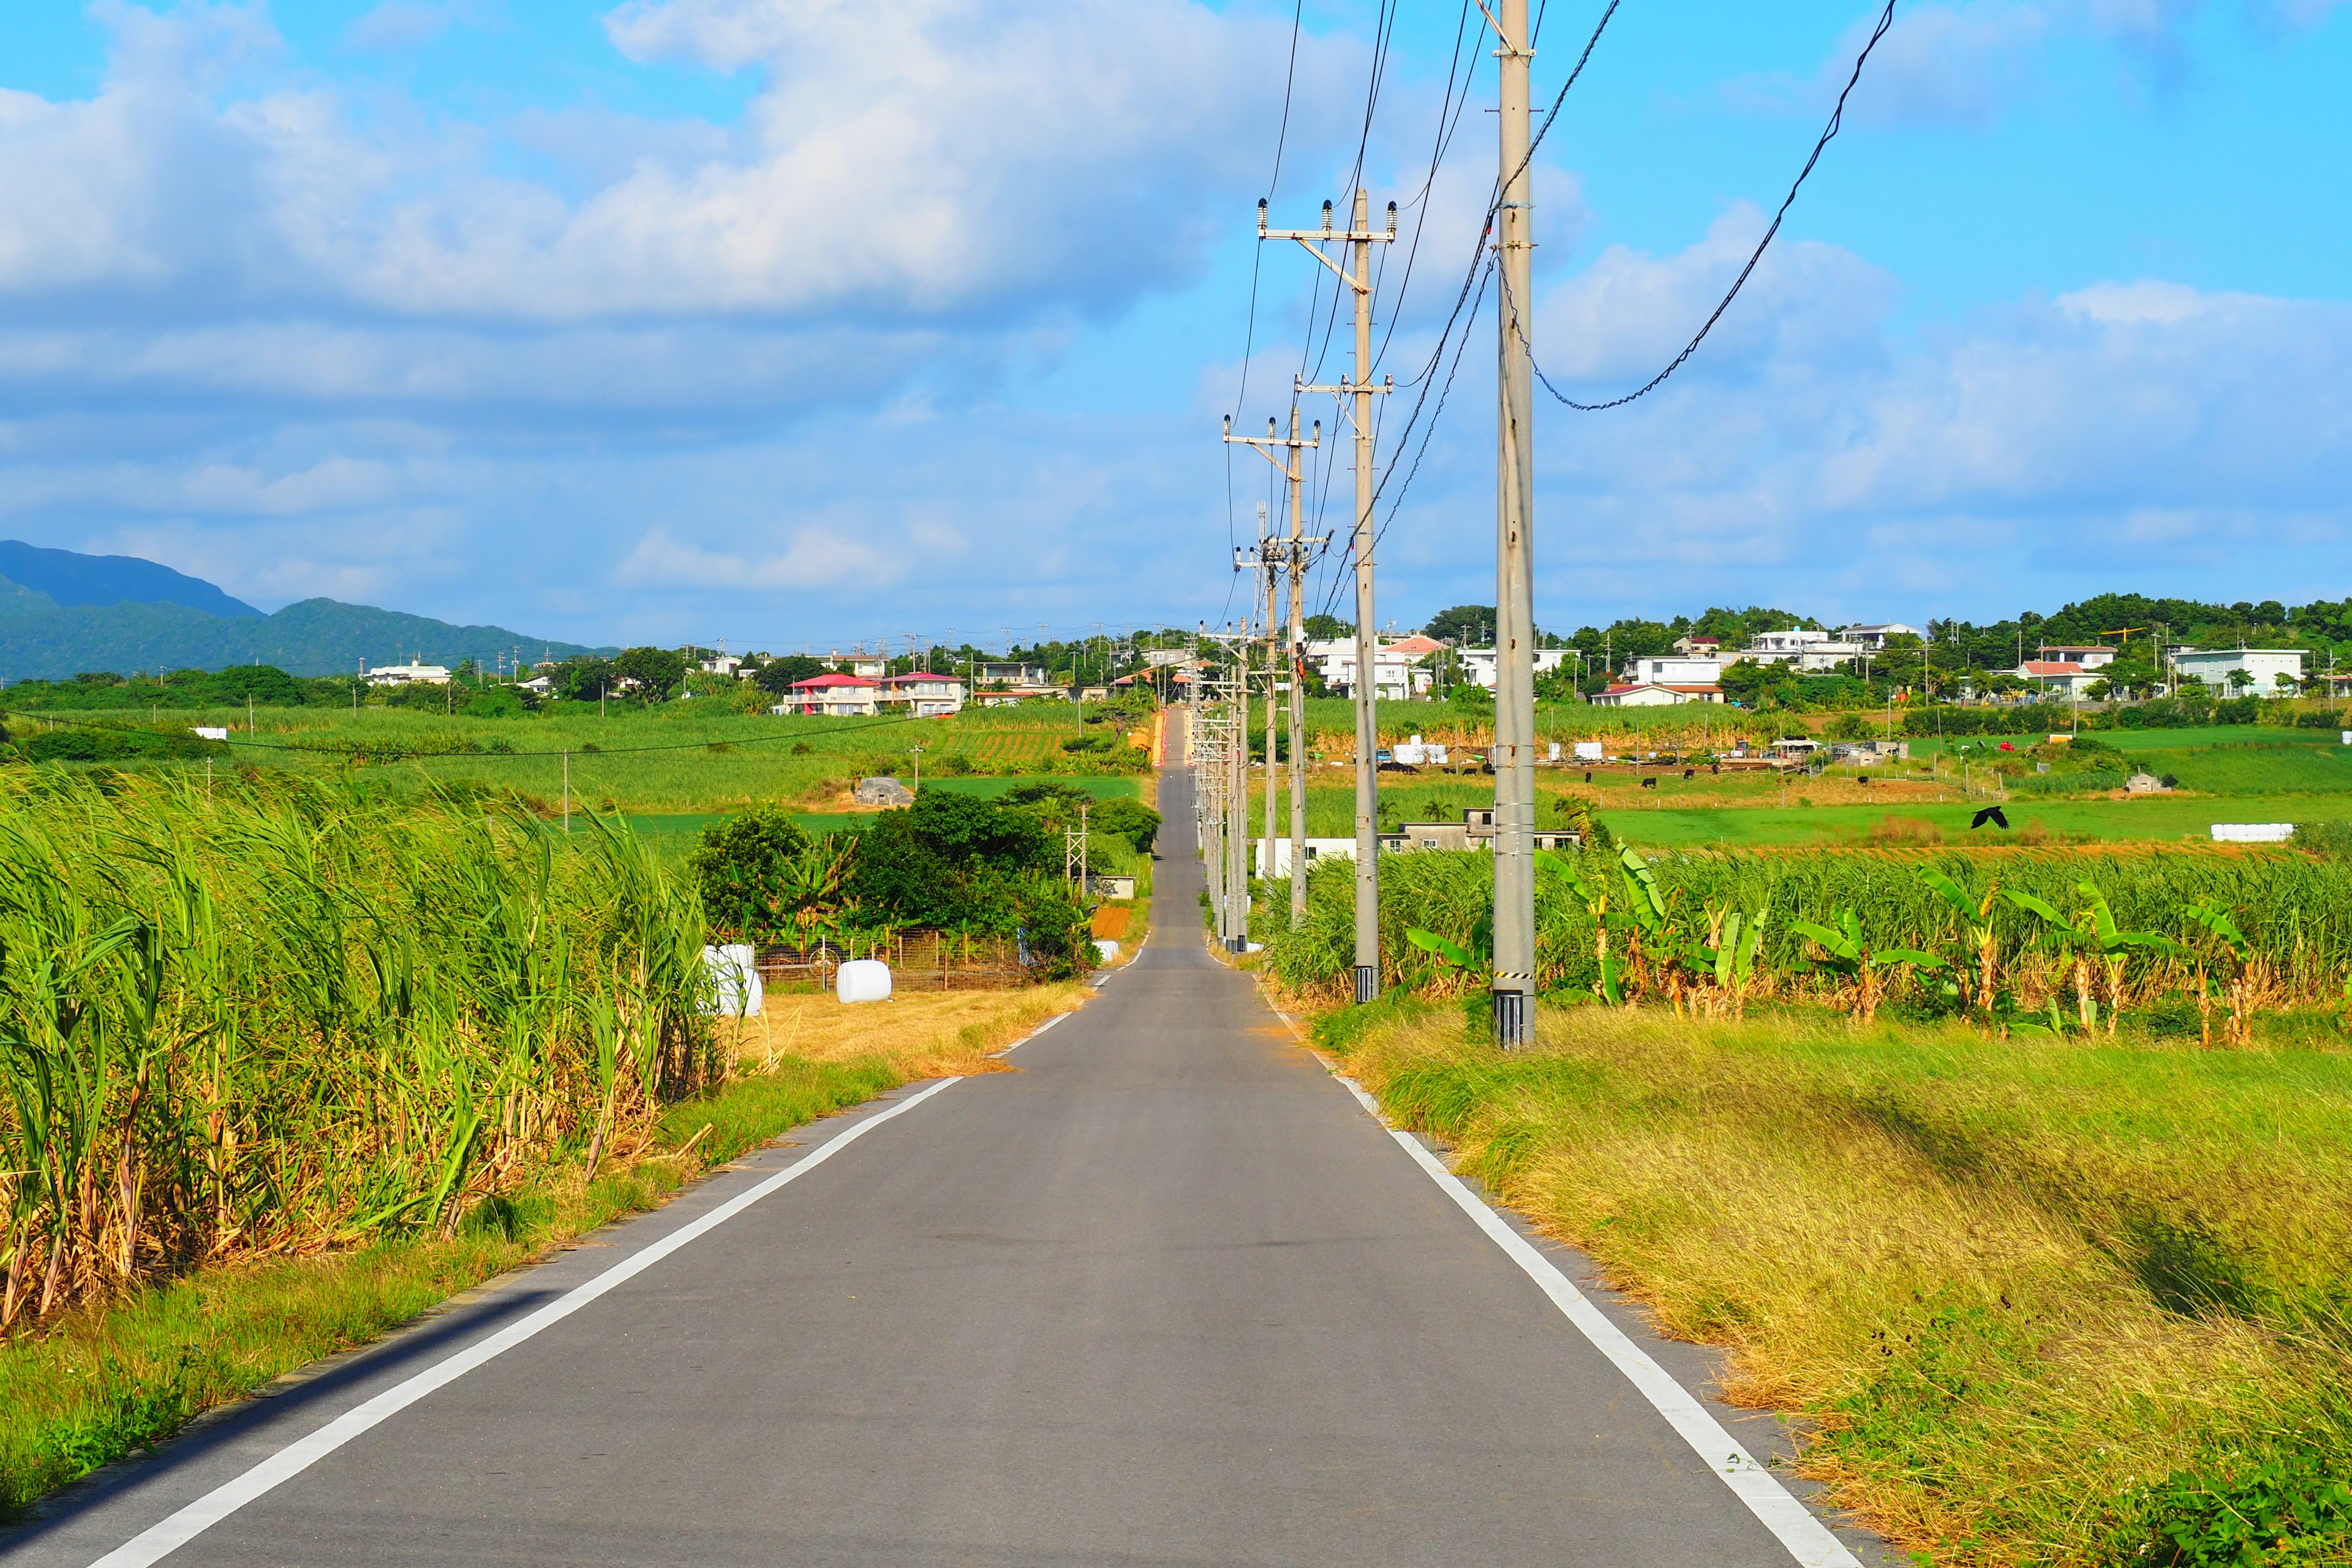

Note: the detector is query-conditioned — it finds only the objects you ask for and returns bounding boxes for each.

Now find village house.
[361,660,450,687]
[2169,647,2306,693]
[1305,633,1442,699]
[879,673,967,717]
[785,672,883,717]
[1591,682,1723,707]
[1454,646,1573,690]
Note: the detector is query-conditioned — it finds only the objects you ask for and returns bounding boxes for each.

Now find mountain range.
[0,543,612,681]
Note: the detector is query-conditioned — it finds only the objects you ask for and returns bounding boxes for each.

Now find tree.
[615,646,687,698]
[1303,614,1351,642]
[1090,798,1163,854]
[554,657,619,702]
[754,655,827,695]
[1423,605,1497,646]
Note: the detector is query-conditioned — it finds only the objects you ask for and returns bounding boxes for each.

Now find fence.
[756,930,1031,992]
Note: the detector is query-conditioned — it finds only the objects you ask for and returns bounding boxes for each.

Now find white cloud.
[0,0,1357,323]
[616,525,897,590]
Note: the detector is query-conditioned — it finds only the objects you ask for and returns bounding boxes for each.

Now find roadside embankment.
[1314,999,2352,1566]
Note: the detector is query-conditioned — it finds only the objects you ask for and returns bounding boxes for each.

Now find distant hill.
[0,540,262,618]
[0,546,612,681]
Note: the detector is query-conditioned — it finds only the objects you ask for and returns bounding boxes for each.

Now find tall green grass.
[0,769,711,1336]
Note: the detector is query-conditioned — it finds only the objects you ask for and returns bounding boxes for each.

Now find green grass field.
[6,699,1146,815]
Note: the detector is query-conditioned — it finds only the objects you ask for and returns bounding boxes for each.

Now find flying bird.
[1970,805,2010,830]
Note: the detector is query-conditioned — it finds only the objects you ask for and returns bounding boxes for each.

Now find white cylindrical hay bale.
[837,958,893,1004]
[1093,939,1120,963]
[701,943,764,1017]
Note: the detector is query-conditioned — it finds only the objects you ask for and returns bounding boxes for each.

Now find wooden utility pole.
[1273,190,1394,1000]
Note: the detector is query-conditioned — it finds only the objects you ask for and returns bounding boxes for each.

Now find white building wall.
[2173,649,2306,692]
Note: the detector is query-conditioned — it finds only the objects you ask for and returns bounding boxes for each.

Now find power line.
[1521,0,1897,412]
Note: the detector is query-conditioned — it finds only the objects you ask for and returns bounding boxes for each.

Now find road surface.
[6,762,1890,1567]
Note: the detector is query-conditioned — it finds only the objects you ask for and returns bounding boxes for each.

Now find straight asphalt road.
[6,761,1890,1568]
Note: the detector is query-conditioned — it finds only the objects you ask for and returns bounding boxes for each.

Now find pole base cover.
[1353,964,1380,1005]
[1492,987,1530,1048]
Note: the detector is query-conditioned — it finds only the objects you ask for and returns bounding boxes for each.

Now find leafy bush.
[19,725,225,764]
[849,788,1049,932]
[1091,797,1162,853]
[2117,1445,2352,1566]
[687,805,811,937]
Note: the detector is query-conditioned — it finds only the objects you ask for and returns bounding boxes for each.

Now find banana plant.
[1786,907,1947,1022]
[1917,866,2003,1015]
[1687,900,1770,1017]
[2180,894,2254,1047]
[1537,848,1626,1005]
[1405,911,1491,979]
[2074,878,2180,1033]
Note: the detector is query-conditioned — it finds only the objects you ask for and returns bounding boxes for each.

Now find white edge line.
[990,1012,1068,1055]
[1336,1071,1864,1568]
[88,1075,964,1568]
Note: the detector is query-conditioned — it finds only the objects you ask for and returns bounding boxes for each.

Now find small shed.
[854,775,915,806]
[2125,771,2170,793]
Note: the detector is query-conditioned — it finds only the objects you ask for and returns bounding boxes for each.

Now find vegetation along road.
[1,761,1889,1567]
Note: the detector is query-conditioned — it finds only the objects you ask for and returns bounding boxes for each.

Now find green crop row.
[0,770,712,1338]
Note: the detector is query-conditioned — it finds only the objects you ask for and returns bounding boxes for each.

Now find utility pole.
[1484,0,1539,1047]
[1224,402,1322,924]
[1270,190,1395,1001]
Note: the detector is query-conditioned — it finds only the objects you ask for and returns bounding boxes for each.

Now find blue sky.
[1,0,2346,653]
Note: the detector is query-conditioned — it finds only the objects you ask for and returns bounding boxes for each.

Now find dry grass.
[1322,1001,2352,1566]
[719,982,1087,1082]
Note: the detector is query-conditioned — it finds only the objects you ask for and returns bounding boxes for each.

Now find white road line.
[1340,1072,1864,1568]
[87,1076,964,1568]
[991,1012,1068,1055]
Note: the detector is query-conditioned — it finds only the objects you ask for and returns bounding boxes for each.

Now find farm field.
[3,698,1150,815]
[624,774,1145,854]
[1248,724,2352,846]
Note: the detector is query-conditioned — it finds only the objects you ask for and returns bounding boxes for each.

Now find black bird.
[1970,805,2010,830]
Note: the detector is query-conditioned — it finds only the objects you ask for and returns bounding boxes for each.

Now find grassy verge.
[1316,1000,2352,1566]
[1,983,1084,1520]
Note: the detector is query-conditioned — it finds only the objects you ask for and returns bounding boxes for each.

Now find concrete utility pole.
[1260,511,1280,894]
[1224,403,1323,925]
[1484,0,1539,1047]
[1270,190,1395,1001]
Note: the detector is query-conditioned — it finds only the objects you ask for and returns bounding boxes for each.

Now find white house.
[1840,623,1921,650]
[2014,661,2109,699]
[1738,629,1869,671]
[2171,647,2306,694]
[1455,646,1573,690]
[1623,654,1725,687]
[1306,634,1441,699]
[699,655,743,677]
[362,661,450,687]
[2036,644,2116,670]
[880,673,967,717]
[1591,682,1721,707]
[832,651,889,679]
[517,674,554,696]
